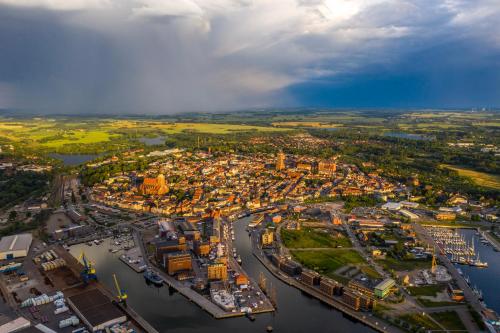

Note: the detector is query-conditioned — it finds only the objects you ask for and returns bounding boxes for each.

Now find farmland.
[0,118,289,154]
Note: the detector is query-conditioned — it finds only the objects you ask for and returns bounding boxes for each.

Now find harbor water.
[70,217,375,333]
[457,229,500,313]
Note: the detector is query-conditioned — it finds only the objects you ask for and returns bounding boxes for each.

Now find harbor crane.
[113,273,128,306]
[78,251,98,284]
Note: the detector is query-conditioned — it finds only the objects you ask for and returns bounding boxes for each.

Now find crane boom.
[113,273,128,303]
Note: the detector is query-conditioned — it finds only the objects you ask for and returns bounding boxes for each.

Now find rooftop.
[67,288,125,328]
[374,278,396,291]
[0,233,33,253]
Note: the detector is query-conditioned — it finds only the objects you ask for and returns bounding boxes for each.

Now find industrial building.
[163,252,192,275]
[67,289,126,332]
[207,263,228,281]
[193,241,210,256]
[154,238,187,260]
[0,233,33,260]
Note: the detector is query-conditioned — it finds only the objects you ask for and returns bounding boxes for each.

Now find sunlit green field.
[291,249,365,276]
[441,164,500,189]
[0,118,288,151]
[281,228,351,248]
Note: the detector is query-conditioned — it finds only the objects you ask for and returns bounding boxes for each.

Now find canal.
[70,217,375,333]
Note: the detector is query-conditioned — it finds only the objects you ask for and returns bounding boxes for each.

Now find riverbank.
[248,226,403,333]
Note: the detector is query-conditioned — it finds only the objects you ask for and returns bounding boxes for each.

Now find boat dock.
[479,229,500,251]
[119,247,147,273]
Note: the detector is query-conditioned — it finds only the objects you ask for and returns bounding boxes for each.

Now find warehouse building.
[0,233,33,260]
[67,289,126,332]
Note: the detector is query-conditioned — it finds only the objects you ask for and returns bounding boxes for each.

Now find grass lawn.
[416,298,458,308]
[360,265,382,279]
[407,284,446,297]
[376,256,431,272]
[291,249,365,277]
[430,311,466,331]
[441,164,500,189]
[281,228,351,248]
[398,313,441,331]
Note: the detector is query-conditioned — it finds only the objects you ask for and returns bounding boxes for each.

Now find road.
[340,214,388,279]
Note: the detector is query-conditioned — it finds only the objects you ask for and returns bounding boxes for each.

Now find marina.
[426,227,489,267]
[425,226,500,314]
[457,229,500,314]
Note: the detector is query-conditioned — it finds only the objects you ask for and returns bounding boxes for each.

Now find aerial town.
[1,0,499,331]
[1,140,499,333]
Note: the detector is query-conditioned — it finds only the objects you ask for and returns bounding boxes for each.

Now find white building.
[0,233,33,260]
[381,202,401,211]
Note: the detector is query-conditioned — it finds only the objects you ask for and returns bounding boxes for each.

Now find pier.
[119,246,147,273]
[480,229,500,252]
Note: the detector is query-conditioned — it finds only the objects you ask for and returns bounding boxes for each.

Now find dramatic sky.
[0,0,499,113]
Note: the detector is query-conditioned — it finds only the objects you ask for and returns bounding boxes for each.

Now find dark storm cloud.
[0,0,499,113]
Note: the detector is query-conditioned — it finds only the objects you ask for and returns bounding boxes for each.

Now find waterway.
[49,153,100,166]
[69,217,375,333]
[456,229,500,313]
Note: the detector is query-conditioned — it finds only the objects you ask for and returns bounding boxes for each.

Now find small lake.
[49,153,100,166]
[384,132,431,140]
[138,136,166,146]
